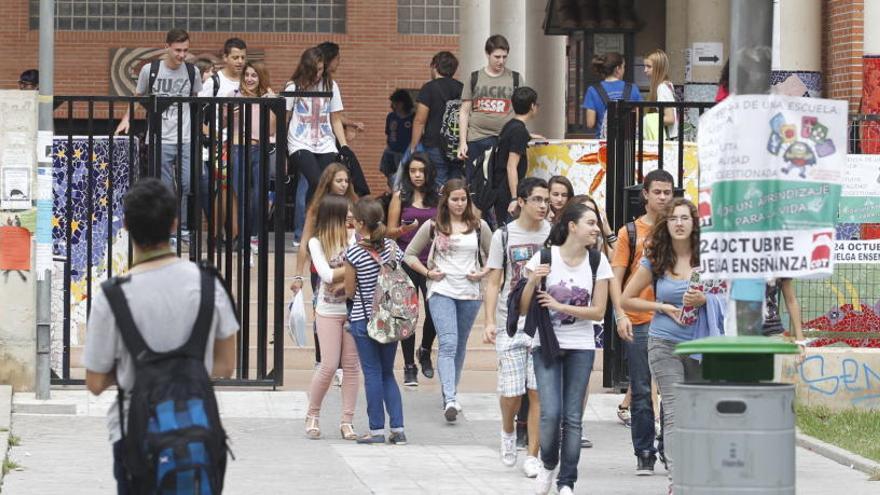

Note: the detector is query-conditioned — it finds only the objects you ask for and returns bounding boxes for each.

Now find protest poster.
[839,154,880,223]
[697,95,846,279]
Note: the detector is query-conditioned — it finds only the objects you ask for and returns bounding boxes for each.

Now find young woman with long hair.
[386,153,441,385]
[582,52,642,138]
[344,198,407,445]
[518,203,613,495]
[285,47,349,214]
[547,176,574,224]
[643,49,678,140]
[622,198,724,492]
[404,179,492,422]
[304,195,360,441]
[291,163,358,367]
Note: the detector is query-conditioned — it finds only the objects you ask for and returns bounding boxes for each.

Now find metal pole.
[729,0,773,336]
[35,0,55,400]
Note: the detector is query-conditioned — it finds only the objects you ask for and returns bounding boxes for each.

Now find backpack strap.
[475,223,484,268]
[499,225,510,291]
[624,221,638,282]
[539,247,552,292]
[623,82,634,101]
[147,60,161,96]
[101,276,152,366]
[513,71,521,90]
[592,82,610,105]
[185,62,197,96]
[470,70,480,97]
[589,248,600,290]
[180,267,217,360]
[212,72,221,97]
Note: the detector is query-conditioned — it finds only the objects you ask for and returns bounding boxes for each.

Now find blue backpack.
[101,264,232,494]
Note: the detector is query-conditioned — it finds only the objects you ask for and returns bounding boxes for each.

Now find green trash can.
[672,336,800,494]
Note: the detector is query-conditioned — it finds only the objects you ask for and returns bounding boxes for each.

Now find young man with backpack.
[610,168,674,476]
[199,38,247,98]
[114,28,203,240]
[482,177,551,479]
[409,51,464,188]
[85,178,238,494]
[457,35,524,184]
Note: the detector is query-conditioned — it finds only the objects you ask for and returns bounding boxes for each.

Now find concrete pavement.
[2,388,878,494]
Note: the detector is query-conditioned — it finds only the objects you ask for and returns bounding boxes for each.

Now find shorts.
[497,340,537,398]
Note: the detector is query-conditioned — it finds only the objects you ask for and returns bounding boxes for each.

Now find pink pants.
[307,313,360,423]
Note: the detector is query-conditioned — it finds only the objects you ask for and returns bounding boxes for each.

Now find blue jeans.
[533,348,595,491]
[418,144,461,189]
[161,143,192,230]
[627,322,657,455]
[293,173,307,242]
[350,319,404,432]
[464,136,498,184]
[427,294,481,404]
[231,144,263,238]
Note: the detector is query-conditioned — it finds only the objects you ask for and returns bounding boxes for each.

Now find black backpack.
[147,59,197,96]
[591,81,633,139]
[539,247,601,291]
[101,265,231,495]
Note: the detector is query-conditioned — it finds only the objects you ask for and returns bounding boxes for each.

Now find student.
[344,198,408,445]
[482,177,551,478]
[458,35,524,182]
[643,49,678,141]
[519,203,613,495]
[84,179,238,494]
[622,198,725,493]
[547,176,574,224]
[492,86,539,225]
[114,29,203,239]
[410,51,464,187]
[582,52,642,138]
[17,69,38,90]
[404,179,492,422]
[386,153,441,386]
[610,169,673,475]
[380,90,414,186]
[762,278,805,340]
[284,47,349,213]
[199,38,247,98]
[305,195,361,441]
[194,57,216,84]
[715,60,730,103]
[291,164,359,368]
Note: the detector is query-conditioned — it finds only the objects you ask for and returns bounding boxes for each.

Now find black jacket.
[506,277,560,363]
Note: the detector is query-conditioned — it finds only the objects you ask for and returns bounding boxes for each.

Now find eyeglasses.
[18,82,36,90]
[667,215,693,224]
[526,196,550,205]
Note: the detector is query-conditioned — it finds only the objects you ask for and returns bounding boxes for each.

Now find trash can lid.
[674,336,801,356]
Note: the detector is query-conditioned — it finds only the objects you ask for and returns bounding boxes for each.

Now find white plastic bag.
[287,291,307,347]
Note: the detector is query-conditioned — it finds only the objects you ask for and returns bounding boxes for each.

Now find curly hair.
[645,198,699,280]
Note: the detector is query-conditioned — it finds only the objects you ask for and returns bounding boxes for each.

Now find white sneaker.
[522,455,540,478]
[534,464,555,495]
[559,486,574,495]
[500,433,517,467]
[333,369,343,387]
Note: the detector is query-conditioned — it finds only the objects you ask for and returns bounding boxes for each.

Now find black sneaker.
[403,364,418,387]
[388,431,408,445]
[636,451,656,476]
[417,347,434,379]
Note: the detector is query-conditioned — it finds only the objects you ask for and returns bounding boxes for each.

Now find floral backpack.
[357,242,420,344]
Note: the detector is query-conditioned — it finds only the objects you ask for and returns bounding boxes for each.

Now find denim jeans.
[427,294,481,404]
[231,144,263,238]
[464,136,498,184]
[293,173,307,242]
[627,322,657,455]
[161,143,192,230]
[533,348,595,491]
[648,336,702,474]
[350,319,404,432]
[418,144,461,189]
[112,440,131,495]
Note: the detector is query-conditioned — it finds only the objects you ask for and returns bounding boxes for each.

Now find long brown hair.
[434,178,480,235]
[289,47,323,89]
[306,163,358,223]
[570,194,610,250]
[645,49,671,103]
[645,198,699,280]
[352,198,387,251]
[239,61,271,97]
[548,175,575,221]
[313,195,351,257]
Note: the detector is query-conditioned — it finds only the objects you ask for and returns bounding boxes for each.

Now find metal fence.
[51,93,302,386]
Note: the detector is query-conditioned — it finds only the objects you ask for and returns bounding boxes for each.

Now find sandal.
[305,415,321,439]
[340,423,357,440]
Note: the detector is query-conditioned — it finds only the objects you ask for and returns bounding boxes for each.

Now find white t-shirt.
[284,80,344,155]
[524,246,614,350]
[199,70,240,98]
[308,232,356,317]
[426,220,491,300]
[657,81,678,139]
[486,220,551,350]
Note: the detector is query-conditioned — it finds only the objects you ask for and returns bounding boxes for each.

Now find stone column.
[684,0,730,102]
[770,0,822,97]
[489,0,527,74]
[458,0,492,75]
[524,0,566,138]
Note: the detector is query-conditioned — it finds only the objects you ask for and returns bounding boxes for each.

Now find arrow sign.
[699,55,720,63]
[692,42,723,66]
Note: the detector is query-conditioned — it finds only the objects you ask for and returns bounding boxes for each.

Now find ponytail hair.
[352,197,387,251]
[592,52,624,79]
[546,203,594,247]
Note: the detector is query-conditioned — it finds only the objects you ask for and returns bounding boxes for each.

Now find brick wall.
[0,0,458,195]
[822,0,864,113]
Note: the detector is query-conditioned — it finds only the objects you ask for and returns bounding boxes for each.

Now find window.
[397,0,458,35]
[29,0,347,33]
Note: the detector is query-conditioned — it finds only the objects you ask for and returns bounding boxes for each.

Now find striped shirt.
[345,239,404,322]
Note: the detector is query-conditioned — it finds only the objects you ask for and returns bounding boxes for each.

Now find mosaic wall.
[770,70,822,98]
